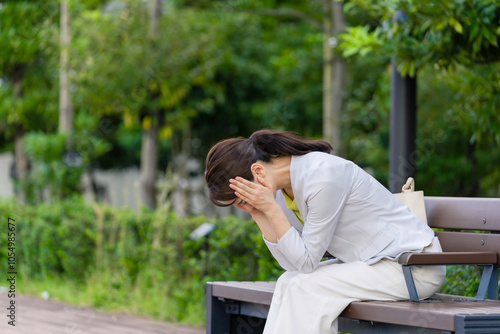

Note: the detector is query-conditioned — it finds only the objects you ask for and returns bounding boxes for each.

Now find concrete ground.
[0,293,205,334]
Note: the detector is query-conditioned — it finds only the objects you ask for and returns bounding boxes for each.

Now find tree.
[213,0,348,153]
[0,1,59,202]
[59,0,74,134]
[340,0,500,73]
[339,0,500,144]
[140,0,162,210]
[323,0,347,155]
[71,1,224,208]
[338,0,500,195]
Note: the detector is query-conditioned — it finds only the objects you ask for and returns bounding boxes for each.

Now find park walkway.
[0,293,205,334]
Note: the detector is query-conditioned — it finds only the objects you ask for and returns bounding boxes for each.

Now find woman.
[205,129,445,334]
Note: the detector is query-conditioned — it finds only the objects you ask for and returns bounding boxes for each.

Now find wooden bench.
[206,197,500,333]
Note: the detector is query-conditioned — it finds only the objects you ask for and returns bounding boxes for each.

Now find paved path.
[0,293,205,334]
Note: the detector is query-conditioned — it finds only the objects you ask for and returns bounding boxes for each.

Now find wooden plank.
[340,294,500,332]
[436,231,500,256]
[425,197,500,231]
[211,281,276,305]
[398,251,498,265]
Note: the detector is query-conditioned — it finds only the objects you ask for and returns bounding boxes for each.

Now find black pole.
[389,62,417,193]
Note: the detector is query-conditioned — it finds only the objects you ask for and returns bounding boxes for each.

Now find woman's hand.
[230,176,290,242]
[233,196,278,243]
[233,200,260,217]
[229,176,278,215]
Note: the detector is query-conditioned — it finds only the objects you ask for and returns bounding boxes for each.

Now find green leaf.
[469,24,480,41]
[481,26,498,46]
[449,17,463,34]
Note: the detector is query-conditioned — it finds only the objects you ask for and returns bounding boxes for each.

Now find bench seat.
[207,281,500,333]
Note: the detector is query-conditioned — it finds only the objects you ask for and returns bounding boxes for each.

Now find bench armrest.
[398,251,498,266]
[400,252,498,302]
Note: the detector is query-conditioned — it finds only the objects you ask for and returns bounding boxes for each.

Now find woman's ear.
[250,163,266,179]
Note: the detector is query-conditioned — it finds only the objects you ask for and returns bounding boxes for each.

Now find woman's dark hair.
[205,129,332,206]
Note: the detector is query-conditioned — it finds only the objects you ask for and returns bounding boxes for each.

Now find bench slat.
[340,294,500,332]
[210,281,275,305]
[425,197,500,231]
[435,231,500,257]
[398,251,498,265]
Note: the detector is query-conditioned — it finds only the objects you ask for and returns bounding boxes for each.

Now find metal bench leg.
[402,265,420,302]
[206,283,230,334]
[487,267,499,300]
[475,264,494,301]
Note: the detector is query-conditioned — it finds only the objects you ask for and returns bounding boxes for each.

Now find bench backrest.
[425,197,500,259]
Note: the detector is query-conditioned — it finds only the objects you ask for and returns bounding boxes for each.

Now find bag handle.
[401,177,415,193]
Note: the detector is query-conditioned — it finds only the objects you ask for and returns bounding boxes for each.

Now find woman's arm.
[252,210,279,243]
[233,201,297,271]
[234,201,278,242]
[230,170,350,273]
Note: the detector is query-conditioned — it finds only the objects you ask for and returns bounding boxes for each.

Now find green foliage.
[0,197,282,325]
[72,2,224,134]
[23,131,111,201]
[192,2,326,155]
[0,197,91,280]
[340,26,383,57]
[0,0,58,75]
[415,64,500,196]
[0,0,498,201]
[435,64,500,144]
[335,0,500,193]
[0,0,58,136]
[340,0,500,76]
[340,61,500,196]
[439,265,486,297]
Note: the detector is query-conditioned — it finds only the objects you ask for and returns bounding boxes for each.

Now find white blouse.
[264,152,435,273]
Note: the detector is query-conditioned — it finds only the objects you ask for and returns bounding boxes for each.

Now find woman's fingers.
[229,178,254,195]
[229,176,276,214]
[233,190,246,201]
[229,176,275,213]
[235,201,256,213]
[232,177,257,188]
[233,202,247,211]
[233,188,251,203]
[229,178,260,202]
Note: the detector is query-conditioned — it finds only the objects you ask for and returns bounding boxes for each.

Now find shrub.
[0,197,282,325]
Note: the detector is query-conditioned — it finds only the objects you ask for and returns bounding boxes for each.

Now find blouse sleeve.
[275,166,352,273]
[262,236,299,271]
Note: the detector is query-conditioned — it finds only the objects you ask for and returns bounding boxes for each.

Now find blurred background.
[0,0,499,328]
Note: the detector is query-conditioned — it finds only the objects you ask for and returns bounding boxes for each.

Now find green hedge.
[0,197,282,326]
[0,198,496,327]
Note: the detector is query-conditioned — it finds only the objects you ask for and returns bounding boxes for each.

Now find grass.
[17,272,206,328]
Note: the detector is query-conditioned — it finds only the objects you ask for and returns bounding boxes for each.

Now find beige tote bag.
[393,177,428,224]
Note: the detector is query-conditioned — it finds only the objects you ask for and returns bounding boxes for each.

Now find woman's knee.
[283,271,322,296]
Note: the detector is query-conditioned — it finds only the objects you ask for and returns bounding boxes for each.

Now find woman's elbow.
[296,261,318,274]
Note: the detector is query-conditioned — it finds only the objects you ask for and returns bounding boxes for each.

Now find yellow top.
[283,192,304,225]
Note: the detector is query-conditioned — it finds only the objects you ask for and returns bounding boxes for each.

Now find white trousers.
[263,237,446,334]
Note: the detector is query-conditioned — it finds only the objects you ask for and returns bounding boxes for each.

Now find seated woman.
[204,129,445,334]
